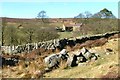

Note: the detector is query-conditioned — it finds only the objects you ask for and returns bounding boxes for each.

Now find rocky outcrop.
[66,47,99,67]
[44,47,100,71]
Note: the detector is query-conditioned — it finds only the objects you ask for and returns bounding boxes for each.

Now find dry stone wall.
[1,31,120,54]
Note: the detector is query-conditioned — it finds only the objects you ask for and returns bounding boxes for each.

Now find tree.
[35,27,59,42]
[92,13,102,18]
[92,8,116,18]
[74,11,93,24]
[37,10,48,23]
[22,26,36,43]
[4,26,18,46]
[74,13,85,18]
[1,18,7,46]
[17,30,27,45]
[84,11,93,18]
[3,26,19,53]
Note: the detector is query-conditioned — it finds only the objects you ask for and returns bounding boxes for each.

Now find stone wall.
[1,31,120,54]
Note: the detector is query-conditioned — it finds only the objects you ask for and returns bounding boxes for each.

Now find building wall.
[73,26,80,31]
[63,24,73,31]
[63,24,66,31]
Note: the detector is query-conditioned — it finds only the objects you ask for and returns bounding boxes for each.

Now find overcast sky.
[0,1,119,18]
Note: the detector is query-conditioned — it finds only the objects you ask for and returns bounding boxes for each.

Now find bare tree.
[84,11,93,18]
[22,26,36,43]
[74,13,85,18]
[4,26,18,45]
[37,10,48,23]
[35,27,59,42]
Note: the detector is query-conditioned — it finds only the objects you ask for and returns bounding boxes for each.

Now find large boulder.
[79,47,98,61]
[44,54,60,69]
[66,53,87,67]
[44,49,69,70]
[66,54,75,67]
[59,49,69,60]
[66,54,79,67]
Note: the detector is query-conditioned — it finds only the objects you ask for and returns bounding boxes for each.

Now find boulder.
[44,49,69,69]
[59,49,68,58]
[80,47,99,61]
[44,54,60,69]
[66,54,78,67]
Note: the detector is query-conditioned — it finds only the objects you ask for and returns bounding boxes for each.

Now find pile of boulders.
[67,47,99,67]
[44,47,100,71]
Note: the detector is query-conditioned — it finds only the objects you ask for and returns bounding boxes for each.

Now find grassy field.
[44,38,119,78]
[58,32,74,38]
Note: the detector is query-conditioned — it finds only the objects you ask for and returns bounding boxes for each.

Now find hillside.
[44,38,119,78]
[1,32,119,78]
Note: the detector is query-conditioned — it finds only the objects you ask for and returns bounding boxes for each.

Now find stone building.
[63,23,83,31]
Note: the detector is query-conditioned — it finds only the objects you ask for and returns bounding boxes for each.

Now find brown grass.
[73,38,108,50]
[101,64,119,78]
[59,59,68,69]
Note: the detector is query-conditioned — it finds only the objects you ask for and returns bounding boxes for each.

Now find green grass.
[58,32,74,38]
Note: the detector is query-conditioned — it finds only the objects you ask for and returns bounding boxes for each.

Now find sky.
[0,1,119,18]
